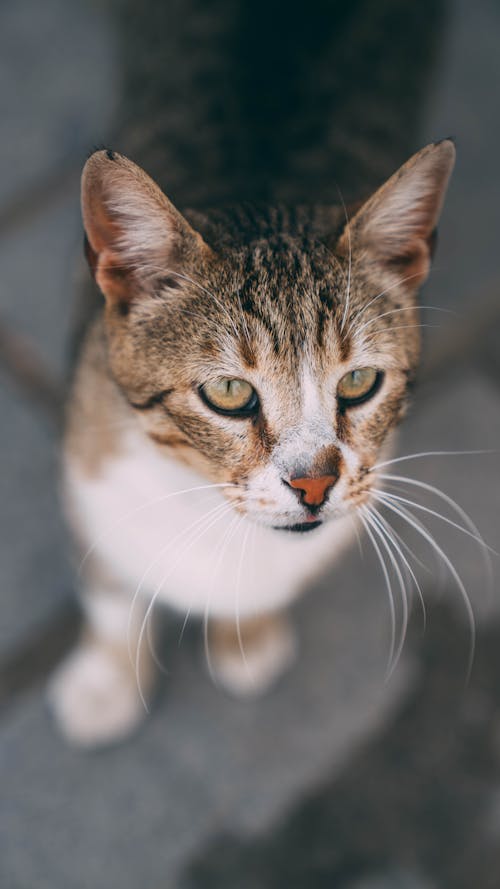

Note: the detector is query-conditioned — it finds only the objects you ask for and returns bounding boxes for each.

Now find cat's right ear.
[81,150,213,307]
[336,140,455,289]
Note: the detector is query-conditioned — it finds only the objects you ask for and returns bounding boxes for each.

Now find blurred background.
[0,1,499,886]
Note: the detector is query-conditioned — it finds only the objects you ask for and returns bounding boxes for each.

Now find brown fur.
[69,143,454,514]
[210,612,289,661]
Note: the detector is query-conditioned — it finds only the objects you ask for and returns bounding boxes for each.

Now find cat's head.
[82,142,454,532]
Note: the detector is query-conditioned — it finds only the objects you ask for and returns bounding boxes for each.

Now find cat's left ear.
[337,140,455,288]
[81,150,213,307]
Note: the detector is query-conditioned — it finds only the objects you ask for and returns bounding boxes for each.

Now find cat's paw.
[209,614,297,698]
[47,643,150,748]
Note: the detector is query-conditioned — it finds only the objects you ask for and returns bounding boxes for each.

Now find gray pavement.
[1,1,500,887]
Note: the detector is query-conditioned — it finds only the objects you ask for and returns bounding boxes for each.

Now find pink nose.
[288,474,338,507]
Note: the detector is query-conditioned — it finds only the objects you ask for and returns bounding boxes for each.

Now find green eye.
[337,367,381,405]
[199,378,258,416]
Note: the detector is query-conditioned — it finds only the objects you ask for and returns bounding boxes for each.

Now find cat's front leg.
[208,611,297,697]
[48,578,155,747]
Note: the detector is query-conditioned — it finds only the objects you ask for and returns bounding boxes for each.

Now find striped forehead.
[236,238,350,366]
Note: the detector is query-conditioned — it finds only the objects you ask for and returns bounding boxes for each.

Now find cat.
[48,0,454,746]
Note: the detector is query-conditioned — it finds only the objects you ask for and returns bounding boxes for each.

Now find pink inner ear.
[95,247,134,305]
[83,235,98,279]
[84,187,123,256]
[337,142,455,290]
[82,151,217,307]
[85,204,136,304]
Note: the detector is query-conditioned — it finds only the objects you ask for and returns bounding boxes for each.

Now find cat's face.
[82,143,454,532]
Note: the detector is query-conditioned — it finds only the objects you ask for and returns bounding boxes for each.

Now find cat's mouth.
[274,520,323,533]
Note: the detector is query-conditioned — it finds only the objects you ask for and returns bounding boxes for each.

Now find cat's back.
[111,0,446,206]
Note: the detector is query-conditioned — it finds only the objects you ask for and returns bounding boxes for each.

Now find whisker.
[376,488,499,558]
[177,607,191,650]
[79,482,235,573]
[127,499,229,667]
[374,496,443,580]
[350,271,432,327]
[156,268,246,344]
[362,506,409,676]
[350,514,365,559]
[359,511,397,672]
[373,449,497,471]
[234,522,253,684]
[356,305,455,337]
[134,502,234,708]
[181,505,240,655]
[203,515,242,686]
[379,472,496,600]
[335,185,351,334]
[369,504,427,631]
[376,496,476,681]
[362,323,443,341]
[146,613,169,677]
[372,500,430,573]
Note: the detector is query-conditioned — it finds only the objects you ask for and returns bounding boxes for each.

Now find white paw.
[210,619,298,698]
[47,644,148,748]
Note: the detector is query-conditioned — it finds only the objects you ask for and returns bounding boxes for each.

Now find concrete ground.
[1,1,499,887]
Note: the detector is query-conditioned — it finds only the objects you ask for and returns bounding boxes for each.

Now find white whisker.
[373,449,497,471]
[369,504,427,630]
[134,501,234,708]
[362,506,408,675]
[363,323,442,339]
[127,499,228,666]
[379,472,496,600]
[203,514,242,686]
[159,268,246,344]
[146,613,169,677]
[350,514,365,559]
[186,508,240,663]
[350,271,431,327]
[359,511,396,672]
[372,499,430,573]
[376,495,476,681]
[373,496,442,577]
[376,488,498,558]
[79,481,236,573]
[356,305,455,337]
[337,187,352,334]
[235,522,253,683]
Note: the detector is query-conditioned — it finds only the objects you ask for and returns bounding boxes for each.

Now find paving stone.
[0,386,72,657]
[0,366,498,887]
[0,194,87,658]
[0,561,413,889]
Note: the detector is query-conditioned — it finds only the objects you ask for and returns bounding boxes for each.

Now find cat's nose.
[286,474,338,508]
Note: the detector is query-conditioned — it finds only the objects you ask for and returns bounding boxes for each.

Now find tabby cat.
[48,0,454,745]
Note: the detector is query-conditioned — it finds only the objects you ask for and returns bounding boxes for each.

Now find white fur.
[301,366,324,426]
[238,362,360,529]
[48,642,147,746]
[64,426,354,623]
[56,367,361,745]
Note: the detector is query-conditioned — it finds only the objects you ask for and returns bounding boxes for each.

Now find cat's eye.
[199,378,259,416]
[337,367,381,406]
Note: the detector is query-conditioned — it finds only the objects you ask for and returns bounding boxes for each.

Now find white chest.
[64,430,354,618]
